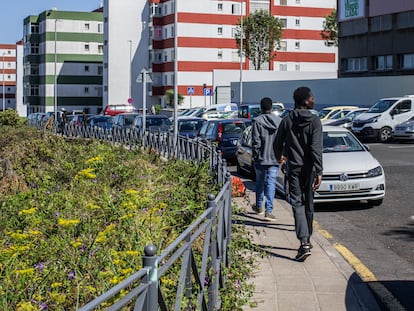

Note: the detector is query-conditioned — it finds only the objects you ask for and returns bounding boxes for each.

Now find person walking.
[274,86,323,261]
[252,97,282,221]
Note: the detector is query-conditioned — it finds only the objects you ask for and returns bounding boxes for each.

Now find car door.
[390,99,413,128]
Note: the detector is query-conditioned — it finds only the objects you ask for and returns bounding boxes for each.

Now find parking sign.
[204,88,211,96]
[187,87,195,95]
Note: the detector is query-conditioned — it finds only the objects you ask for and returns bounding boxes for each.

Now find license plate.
[329,183,360,192]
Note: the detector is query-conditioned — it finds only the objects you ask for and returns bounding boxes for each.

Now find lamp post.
[239,0,243,106]
[173,0,178,139]
[128,40,132,101]
[2,52,5,111]
[54,19,58,120]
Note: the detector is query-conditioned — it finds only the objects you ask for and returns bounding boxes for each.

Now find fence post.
[207,194,219,310]
[142,244,158,311]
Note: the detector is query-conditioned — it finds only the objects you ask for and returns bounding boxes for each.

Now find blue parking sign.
[204,88,211,96]
[187,87,195,95]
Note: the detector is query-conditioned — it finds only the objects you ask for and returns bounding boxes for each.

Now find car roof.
[323,125,349,132]
[321,106,359,110]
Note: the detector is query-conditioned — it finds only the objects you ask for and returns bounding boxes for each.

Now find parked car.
[177,116,207,138]
[199,103,238,119]
[87,115,114,130]
[102,104,139,116]
[318,106,359,121]
[68,113,90,127]
[112,113,141,131]
[238,102,284,119]
[132,114,172,132]
[236,125,385,206]
[392,116,414,141]
[323,108,368,129]
[197,118,251,161]
[352,95,414,142]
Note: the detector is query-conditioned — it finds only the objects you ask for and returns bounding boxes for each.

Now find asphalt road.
[229,140,414,310]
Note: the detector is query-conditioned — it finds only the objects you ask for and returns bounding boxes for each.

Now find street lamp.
[239,0,243,106]
[54,19,58,120]
[2,52,5,111]
[128,40,132,101]
[173,0,178,139]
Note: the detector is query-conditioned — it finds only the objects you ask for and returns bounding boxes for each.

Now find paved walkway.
[234,189,381,311]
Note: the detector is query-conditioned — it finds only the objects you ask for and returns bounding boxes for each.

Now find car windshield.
[323,131,365,153]
[146,118,172,126]
[318,108,334,119]
[179,120,205,131]
[367,100,397,113]
[222,121,248,134]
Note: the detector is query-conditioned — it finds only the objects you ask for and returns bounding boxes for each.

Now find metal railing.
[32,121,233,310]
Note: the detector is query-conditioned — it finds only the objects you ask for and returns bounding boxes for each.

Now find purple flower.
[112,173,119,179]
[46,190,51,195]
[34,262,46,272]
[141,175,145,178]
[80,245,87,253]
[67,270,75,280]
[40,302,48,310]
[54,212,59,217]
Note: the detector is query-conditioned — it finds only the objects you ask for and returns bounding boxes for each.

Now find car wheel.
[368,199,383,206]
[379,127,392,142]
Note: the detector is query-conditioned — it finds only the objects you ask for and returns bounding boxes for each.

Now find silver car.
[392,116,414,141]
[236,125,386,206]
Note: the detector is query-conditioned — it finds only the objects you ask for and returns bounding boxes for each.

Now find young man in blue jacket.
[274,86,323,261]
[252,97,282,221]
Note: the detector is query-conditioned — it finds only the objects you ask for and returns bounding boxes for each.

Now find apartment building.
[103,0,335,109]
[23,8,104,115]
[0,43,20,112]
[338,0,414,77]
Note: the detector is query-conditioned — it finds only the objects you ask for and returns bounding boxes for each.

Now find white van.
[351,95,414,142]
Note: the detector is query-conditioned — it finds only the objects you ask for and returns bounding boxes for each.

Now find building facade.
[105,0,336,110]
[23,9,104,115]
[0,43,20,112]
[338,0,414,77]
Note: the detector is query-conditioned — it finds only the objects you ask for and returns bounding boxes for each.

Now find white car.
[276,126,386,206]
[392,116,414,141]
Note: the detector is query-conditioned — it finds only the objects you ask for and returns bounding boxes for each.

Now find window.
[374,55,392,70]
[98,23,103,33]
[98,66,103,75]
[393,100,411,115]
[280,0,287,5]
[84,65,89,72]
[84,87,89,94]
[344,57,367,72]
[218,3,223,11]
[31,24,39,34]
[98,45,103,54]
[30,43,39,54]
[295,41,300,49]
[400,53,414,69]
[296,0,300,3]
[84,23,90,30]
[295,64,300,71]
[218,49,223,59]
[295,18,300,26]
[84,44,90,51]
[278,41,287,51]
[279,18,287,28]
[279,63,287,71]
[218,26,223,35]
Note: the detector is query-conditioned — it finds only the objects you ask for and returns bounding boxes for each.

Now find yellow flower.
[85,203,100,210]
[125,250,140,256]
[70,240,82,248]
[14,268,35,276]
[112,259,126,266]
[119,268,133,275]
[51,282,62,288]
[109,276,120,284]
[32,294,43,301]
[16,301,37,311]
[85,156,103,165]
[158,202,168,209]
[49,292,66,303]
[125,189,139,195]
[18,208,37,216]
[58,218,80,227]
[120,213,134,220]
[10,231,29,241]
[75,167,96,180]
[27,229,41,236]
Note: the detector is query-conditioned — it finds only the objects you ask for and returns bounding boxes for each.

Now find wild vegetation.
[0,110,258,310]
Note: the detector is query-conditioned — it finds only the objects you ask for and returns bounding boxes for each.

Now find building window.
[278,40,287,51]
[218,3,223,11]
[30,43,39,54]
[84,23,90,30]
[164,75,168,85]
[400,53,414,69]
[218,26,223,35]
[280,0,287,5]
[84,44,90,51]
[164,28,168,39]
[84,87,89,94]
[279,18,287,28]
[295,18,300,26]
[279,63,287,71]
[98,45,103,54]
[84,65,90,72]
[98,23,103,33]
[295,41,300,49]
[218,49,223,59]
[374,55,393,71]
[344,57,367,72]
[98,66,103,75]
[296,0,300,3]
[31,24,39,34]
[295,64,300,71]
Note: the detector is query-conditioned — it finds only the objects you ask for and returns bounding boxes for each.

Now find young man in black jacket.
[252,97,282,221]
[274,86,323,261]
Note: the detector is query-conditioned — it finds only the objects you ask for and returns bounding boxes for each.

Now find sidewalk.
[235,189,381,311]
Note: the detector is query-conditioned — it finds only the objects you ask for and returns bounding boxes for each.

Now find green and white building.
[23,8,104,114]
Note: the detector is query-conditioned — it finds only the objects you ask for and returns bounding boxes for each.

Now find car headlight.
[405,126,414,132]
[366,115,380,123]
[367,166,383,177]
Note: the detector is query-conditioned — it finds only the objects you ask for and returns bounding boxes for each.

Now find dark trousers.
[288,168,315,244]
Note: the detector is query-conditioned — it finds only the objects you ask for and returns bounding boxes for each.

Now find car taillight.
[217,123,223,142]
[247,112,251,119]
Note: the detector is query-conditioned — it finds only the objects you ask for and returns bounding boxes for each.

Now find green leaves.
[321,9,338,47]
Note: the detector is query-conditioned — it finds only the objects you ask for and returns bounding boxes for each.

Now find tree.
[321,9,338,47]
[235,10,284,70]
[165,89,184,107]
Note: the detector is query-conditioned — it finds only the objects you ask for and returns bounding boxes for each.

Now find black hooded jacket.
[274,109,323,176]
[252,113,282,165]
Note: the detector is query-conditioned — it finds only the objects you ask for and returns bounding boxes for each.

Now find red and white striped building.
[0,43,20,112]
[104,0,336,109]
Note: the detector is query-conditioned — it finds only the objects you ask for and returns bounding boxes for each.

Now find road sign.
[187,87,195,95]
[204,88,211,96]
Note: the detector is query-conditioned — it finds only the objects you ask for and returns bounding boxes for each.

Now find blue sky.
[1,0,102,43]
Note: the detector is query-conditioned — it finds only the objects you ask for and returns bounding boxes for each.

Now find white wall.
[16,44,25,116]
